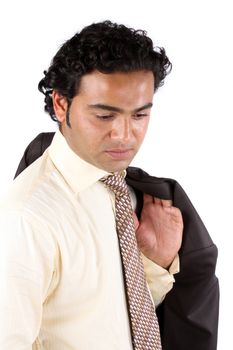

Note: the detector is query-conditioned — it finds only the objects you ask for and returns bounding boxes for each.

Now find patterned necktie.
[101,172,162,350]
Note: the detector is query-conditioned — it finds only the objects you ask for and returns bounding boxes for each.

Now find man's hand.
[133,194,183,269]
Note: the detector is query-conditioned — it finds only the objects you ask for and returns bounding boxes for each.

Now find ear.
[52,90,69,123]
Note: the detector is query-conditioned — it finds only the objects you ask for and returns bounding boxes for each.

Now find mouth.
[105,148,133,160]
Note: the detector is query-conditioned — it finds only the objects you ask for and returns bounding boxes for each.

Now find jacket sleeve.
[126,167,219,350]
[157,181,219,350]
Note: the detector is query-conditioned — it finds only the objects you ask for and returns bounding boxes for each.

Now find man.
[0,21,218,349]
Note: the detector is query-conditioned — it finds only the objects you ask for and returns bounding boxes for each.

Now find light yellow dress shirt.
[0,130,179,350]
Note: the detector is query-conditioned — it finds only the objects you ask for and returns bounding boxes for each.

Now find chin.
[105,162,131,173]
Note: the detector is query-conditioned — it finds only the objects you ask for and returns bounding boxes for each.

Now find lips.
[105,148,133,160]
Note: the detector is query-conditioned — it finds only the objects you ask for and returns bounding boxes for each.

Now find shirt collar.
[48,130,110,194]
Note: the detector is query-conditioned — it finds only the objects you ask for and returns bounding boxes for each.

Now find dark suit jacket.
[15,132,219,350]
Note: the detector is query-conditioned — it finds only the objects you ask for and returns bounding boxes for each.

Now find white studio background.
[0,1,232,348]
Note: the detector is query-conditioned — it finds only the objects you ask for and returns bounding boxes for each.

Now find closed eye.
[96,114,114,120]
[133,113,149,119]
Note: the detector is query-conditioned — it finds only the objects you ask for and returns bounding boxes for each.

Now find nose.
[110,117,132,142]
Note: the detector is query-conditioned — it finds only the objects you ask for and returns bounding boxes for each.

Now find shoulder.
[15,132,55,178]
[1,150,60,220]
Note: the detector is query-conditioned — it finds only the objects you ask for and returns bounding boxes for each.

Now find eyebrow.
[87,102,153,113]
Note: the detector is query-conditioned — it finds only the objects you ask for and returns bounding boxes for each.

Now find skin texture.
[53,70,154,173]
[53,70,183,268]
[133,196,183,268]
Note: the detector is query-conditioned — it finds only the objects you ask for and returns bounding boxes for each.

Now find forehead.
[77,70,154,106]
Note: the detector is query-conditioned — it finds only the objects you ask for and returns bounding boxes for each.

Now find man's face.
[53,70,154,173]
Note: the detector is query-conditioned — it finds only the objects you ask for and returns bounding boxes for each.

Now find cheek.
[134,119,150,140]
[76,119,107,148]
[71,116,95,137]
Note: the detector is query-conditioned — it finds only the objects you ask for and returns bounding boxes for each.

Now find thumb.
[132,211,139,230]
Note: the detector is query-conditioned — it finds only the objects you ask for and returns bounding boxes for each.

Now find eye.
[96,114,114,120]
[133,113,148,119]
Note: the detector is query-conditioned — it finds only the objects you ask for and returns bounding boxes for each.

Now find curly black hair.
[38,20,172,123]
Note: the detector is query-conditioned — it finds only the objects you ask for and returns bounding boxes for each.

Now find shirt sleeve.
[0,210,57,349]
[142,254,180,308]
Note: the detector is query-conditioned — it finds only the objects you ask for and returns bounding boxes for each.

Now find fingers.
[132,211,139,230]
[143,193,154,204]
[153,197,162,205]
[161,199,173,207]
[146,194,173,207]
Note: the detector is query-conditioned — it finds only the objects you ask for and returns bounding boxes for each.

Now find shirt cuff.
[142,254,180,308]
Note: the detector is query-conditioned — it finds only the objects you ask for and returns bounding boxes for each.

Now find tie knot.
[100,173,128,197]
